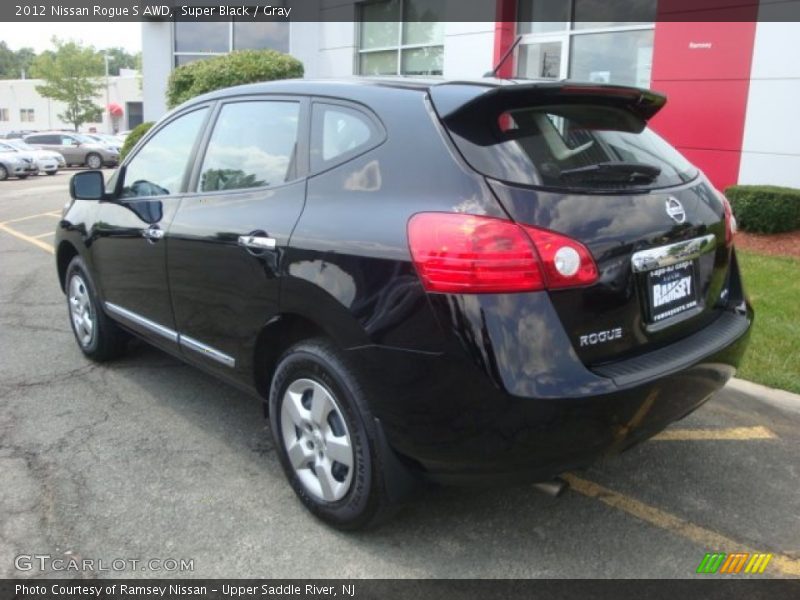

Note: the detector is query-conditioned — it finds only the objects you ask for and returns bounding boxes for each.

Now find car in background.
[0,145,37,180]
[84,133,123,154]
[24,132,119,169]
[1,130,37,140]
[2,139,64,175]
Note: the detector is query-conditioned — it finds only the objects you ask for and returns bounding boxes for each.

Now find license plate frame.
[645,259,699,324]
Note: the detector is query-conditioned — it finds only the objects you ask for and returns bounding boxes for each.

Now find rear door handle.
[142,226,164,241]
[238,234,276,251]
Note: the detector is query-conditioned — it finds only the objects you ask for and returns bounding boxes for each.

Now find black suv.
[56,79,751,529]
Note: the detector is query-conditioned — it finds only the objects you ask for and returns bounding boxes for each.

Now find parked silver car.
[24,132,119,169]
[0,147,37,180]
[1,139,63,175]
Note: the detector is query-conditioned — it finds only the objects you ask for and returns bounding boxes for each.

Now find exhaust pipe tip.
[532,477,569,498]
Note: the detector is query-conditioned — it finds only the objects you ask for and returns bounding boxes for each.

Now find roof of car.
[185,76,553,105]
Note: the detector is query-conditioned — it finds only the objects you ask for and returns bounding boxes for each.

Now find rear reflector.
[720,192,737,247]
[407,213,598,294]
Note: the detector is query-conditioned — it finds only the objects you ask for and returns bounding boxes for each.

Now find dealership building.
[141,0,800,190]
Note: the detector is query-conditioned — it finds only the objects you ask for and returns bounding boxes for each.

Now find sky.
[1,22,141,53]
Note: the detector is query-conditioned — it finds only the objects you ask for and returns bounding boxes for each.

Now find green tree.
[0,42,37,79]
[31,38,104,131]
[104,47,140,76]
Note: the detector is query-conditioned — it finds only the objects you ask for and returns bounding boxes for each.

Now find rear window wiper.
[558,162,661,184]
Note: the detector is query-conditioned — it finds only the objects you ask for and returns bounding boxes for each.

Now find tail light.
[716,190,737,247]
[407,213,598,294]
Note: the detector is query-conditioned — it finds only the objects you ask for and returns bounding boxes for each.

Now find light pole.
[103,52,111,134]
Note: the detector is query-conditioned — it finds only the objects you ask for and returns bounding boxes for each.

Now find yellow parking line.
[0,223,55,254]
[33,231,55,238]
[0,211,61,226]
[563,474,800,577]
[653,426,777,441]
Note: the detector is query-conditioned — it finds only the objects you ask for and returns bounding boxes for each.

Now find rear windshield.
[446,104,697,191]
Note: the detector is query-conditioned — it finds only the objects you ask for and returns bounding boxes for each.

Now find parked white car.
[1,139,64,175]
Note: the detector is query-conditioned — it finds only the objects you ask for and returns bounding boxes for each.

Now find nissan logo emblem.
[665,197,686,224]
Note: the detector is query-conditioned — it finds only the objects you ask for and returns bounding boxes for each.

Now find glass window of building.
[173,19,290,67]
[516,0,655,88]
[358,0,444,76]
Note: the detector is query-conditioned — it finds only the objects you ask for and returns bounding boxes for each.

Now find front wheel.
[17,174,28,179]
[269,339,397,529]
[0,165,7,181]
[46,170,57,176]
[85,153,102,170]
[65,256,128,361]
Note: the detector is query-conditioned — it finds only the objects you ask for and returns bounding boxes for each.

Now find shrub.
[166,50,304,109]
[724,185,800,234]
[120,121,154,160]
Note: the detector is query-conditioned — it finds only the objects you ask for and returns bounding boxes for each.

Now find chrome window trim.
[104,302,178,343]
[631,234,717,273]
[178,334,236,368]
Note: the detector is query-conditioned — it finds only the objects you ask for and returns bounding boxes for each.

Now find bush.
[166,50,304,109]
[724,185,800,234]
[120,121,154,160]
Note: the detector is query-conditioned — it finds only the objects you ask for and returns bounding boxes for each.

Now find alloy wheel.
[280,378,354,502]
[86,154,102,169]
[68,274,95,347]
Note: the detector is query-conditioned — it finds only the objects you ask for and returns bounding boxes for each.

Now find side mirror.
[70,170,105,201]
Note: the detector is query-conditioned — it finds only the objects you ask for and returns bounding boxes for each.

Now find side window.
[198,100,299,192]
[121,108,208,199]
[61,136,78,146]
[310,103,381,171]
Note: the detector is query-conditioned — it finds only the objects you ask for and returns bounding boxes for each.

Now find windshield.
[73,134,96,144]
[7,140,35,151]
[446,103,697,191]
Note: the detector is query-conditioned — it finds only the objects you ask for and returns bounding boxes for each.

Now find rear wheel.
[269,339,396,529]
[85,153,102,170]
[0,165,7,181]
[65,256,127,361]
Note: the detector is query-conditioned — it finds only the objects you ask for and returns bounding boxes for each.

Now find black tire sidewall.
[269,342,380,529]
[0,165,7,180]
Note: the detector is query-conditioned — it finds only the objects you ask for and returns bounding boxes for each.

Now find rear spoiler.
[430,81,667,140]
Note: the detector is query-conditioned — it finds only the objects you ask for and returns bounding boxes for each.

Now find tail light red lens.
[521,225,599,289]
[719,192,737,247]
[407,213,598,294]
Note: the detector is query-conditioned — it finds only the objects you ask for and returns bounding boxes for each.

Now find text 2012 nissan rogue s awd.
[55,78,751,529]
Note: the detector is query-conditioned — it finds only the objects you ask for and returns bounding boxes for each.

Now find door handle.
[238,234,276,251]
[142,226,164,241]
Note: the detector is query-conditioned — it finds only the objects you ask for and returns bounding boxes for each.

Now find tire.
[269,338,397,530]
[65,256,128,362]
[17,174,28,179]
[0,165,7,181]
[46,170,57,176]
[85,153,102,170]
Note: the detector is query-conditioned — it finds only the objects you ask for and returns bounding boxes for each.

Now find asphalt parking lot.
[1,173,799,579]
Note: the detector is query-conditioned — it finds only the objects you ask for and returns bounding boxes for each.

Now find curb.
[727,377,800,411]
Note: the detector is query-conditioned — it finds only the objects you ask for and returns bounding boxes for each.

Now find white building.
[0,72,144,134]
[139,0,800,191]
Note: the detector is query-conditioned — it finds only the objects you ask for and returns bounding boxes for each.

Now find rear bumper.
[348,306,751,484]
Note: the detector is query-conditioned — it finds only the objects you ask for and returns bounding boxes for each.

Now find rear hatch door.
[430,81,732,366]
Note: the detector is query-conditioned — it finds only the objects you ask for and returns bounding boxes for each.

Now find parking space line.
[33,231,55,238]
[0,211,61,226]
[653,426,778,441]
[563,474,800,577]
[0,223,55,254]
